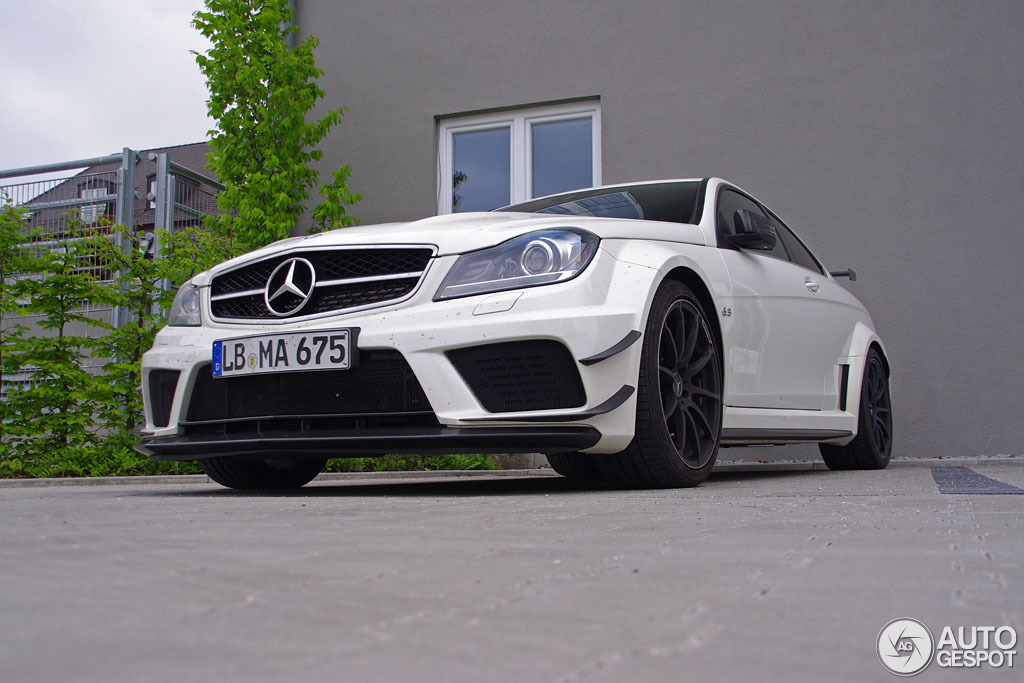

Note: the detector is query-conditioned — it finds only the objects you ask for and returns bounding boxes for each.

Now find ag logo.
[878,618,934,676]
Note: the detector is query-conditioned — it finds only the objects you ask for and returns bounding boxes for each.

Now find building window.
[77,178,115,224]
[80,188,107,223]
[147,174,157,210]
[438,101,601,214]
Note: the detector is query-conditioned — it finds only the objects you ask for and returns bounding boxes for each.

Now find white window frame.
[80,187,107,223]
[437,101,601,215]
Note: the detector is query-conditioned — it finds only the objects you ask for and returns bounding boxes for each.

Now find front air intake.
[148,370,180,428]
[446,340,586,413]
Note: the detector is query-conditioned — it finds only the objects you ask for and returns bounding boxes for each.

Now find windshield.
[496,181,701,224]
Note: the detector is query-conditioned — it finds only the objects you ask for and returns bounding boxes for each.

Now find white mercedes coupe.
[136,178,892,489]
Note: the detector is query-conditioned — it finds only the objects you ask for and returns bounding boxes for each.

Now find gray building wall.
[299,0,1023,459]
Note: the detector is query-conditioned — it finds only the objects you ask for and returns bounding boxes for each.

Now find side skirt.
[720,428,852,446]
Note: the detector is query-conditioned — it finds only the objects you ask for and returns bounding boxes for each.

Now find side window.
[716,190,761,236]
[769,214,824,274]
[717,189,790,262]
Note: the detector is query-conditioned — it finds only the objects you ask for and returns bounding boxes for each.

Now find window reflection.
[531,118,592,198]
[452,127,510,212]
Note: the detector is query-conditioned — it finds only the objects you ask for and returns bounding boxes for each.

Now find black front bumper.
[136,424,601,461]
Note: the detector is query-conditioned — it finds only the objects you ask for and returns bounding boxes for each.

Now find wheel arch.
[663,266,722,359]
[869,341,890,377]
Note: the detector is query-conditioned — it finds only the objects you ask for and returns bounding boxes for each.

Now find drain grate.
[931,466,1024,495]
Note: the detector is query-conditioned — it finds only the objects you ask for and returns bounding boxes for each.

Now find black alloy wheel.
[820,348,893,470]
[657,297,723,471]
[597,280,723,488]
[864,355,893,455]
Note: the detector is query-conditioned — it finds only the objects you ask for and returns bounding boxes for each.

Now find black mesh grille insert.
[447,340,586,413]
[210,248,433,320]
[148,370,180,428]
[185,350,431,422]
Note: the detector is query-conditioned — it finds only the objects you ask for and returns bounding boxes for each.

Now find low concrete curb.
[0,455,1016,487]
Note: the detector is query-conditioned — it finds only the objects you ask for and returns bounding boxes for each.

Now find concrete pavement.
[0,462,1021,682]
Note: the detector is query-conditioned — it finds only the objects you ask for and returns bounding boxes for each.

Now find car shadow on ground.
[140,468,826,499]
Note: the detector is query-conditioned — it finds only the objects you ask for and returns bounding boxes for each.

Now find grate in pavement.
[931,466,1024,495]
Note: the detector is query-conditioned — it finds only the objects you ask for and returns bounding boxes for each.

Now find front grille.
[210,248,433,320]
[446,340,586,413]
[185,350,431,423]
[148,370,180,428]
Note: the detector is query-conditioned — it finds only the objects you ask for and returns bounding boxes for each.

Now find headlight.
[166,282,201,327]
[435,229,599,300]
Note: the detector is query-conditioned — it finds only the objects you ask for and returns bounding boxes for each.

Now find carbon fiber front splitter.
[137,425,601,461]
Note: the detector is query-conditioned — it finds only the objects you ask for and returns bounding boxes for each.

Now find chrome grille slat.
[210,288,264,302]
[314,270,425,288]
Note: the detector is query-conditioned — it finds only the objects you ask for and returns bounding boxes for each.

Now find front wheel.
[199,456,327,490]
[546,452,600,480]
[819,348,892,470]
[597,280,723,488]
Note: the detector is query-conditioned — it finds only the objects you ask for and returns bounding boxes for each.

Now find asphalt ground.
[0,459,1021,682]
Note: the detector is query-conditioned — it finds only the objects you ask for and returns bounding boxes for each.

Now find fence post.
[152,153,170,291]
[112,148,138,329]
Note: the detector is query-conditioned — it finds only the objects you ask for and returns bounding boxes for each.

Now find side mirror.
[726,209,777,250]
[829,269,857,281]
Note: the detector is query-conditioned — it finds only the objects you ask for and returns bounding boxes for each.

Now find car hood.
[201,212,707,282]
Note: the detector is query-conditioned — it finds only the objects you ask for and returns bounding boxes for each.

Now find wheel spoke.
[680,309,699,366]
[869,364,887,403]
[686,401,713,439]
[668,306,686,359]
[689,386,721,401]
[683,348,714,379]
[660,328,678,368]
[682,408,701,462]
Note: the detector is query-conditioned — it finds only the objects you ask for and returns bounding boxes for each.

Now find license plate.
[212,329,353,378]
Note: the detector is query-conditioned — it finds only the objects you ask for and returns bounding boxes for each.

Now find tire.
[597,280,723,488]
[199,456,327,490]
[546,452,600,480]
[819,348,892,470]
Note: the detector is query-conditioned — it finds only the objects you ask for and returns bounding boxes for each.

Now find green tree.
[79,228,172,440]
[0,223,108,466]
[0,201,29,459]
[193,0,360,253]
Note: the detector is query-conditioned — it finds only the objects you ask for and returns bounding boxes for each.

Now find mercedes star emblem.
[264,257,316,317]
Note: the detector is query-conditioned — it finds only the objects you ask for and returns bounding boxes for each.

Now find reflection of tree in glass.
[452,170,468,210]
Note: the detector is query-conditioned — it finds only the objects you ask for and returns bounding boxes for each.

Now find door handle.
[804,277,820,293]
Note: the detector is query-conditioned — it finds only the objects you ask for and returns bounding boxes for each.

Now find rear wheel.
[819,348,892,470]
[199,457,327,490]
[598,280,723,488]
[546,452,600,479]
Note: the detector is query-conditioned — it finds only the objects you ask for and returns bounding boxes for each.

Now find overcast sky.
[0,0,212,172]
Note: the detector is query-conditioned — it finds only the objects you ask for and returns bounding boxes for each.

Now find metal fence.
[0,147,223,379]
